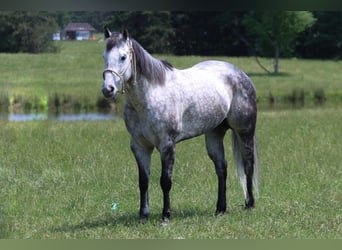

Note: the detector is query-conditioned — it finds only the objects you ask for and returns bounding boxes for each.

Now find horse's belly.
[176,98,230,141]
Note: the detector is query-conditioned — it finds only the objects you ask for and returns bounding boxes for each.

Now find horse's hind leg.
[205,124,228,215]
[232,129,257,209]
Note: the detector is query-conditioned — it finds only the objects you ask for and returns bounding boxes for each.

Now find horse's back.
[167,61,241,141]
[179,60,255,105]
[181,60,257,132]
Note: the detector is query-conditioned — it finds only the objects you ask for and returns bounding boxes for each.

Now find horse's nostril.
[102,85,114,98]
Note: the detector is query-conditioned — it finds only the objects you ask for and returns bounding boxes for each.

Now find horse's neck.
[125,76,151,112]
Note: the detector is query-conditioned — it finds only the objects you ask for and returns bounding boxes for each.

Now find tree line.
[0,11,341,61]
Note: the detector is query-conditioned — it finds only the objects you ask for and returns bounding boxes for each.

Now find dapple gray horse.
[102,29,259,223]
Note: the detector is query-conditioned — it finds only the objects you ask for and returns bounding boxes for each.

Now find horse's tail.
[232,131,259,199]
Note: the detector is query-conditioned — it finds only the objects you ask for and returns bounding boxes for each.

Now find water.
[8,113,48,121]
[3,113,118,122]
[53,113,117,121]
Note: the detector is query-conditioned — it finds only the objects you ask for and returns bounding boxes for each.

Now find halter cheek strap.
[102,40,136,94]
[102,63,130,94]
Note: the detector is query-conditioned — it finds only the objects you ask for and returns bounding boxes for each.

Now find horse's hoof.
[215,210,226,216]
[140,217,149,224]
[244,205,254,210]
[244,203,255,210]
[244,200,255,210]
[160,217,170,227]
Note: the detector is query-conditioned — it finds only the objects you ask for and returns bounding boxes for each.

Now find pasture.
[0,40,341,238]
[0,40,341,111]
[0,108,341,238]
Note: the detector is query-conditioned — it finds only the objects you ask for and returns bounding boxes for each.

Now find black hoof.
[139,214,149,224]
[162,209,171,222]
[215,209,226,216]
[160,217,170,227]
[140,217,148,224]
[244,201,255,210]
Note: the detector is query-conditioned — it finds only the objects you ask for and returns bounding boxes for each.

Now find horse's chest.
[124,105,173,146]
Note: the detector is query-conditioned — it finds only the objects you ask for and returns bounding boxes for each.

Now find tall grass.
[0,107,341,238]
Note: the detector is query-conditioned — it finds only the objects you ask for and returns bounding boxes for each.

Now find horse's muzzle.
[102,85,114,98]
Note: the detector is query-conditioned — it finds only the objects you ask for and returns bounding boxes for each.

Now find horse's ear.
[122,29,129,40]
[104,26,112,39]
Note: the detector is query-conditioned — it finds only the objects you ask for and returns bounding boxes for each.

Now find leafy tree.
[242,11,316,73]
[104,11,175,54]
[296,11,342,59]
[0,11,59,53]
[137,11,175,53]
[214,11,254,56]
[172,12,219,55]
[2,10,339,60]
[0,12,17,52]
[171,12,250,56]
[66,11,113,31]
[51,11,71,30]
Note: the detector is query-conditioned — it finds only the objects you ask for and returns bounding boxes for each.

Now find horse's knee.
[214,160,227,178]
[160,140,175,172]
[160,172,172,192]
[159,140,175,190]
[160,139,175,160]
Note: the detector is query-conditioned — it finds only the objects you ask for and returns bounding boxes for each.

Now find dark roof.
[63,23,96,32]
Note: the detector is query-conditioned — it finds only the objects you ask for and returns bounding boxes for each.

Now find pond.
[0,93,120,122]
[1,112,118,122]
[1,88,338,122]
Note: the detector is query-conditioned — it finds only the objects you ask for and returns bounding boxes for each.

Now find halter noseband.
[102,40,136,94]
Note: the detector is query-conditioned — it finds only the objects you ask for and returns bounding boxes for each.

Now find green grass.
[0,40,341,238]
[0,40,341,106]
[0,41,104,99]
[0,107,341,238]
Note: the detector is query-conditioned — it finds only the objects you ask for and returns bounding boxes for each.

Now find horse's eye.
[120,55,126,61]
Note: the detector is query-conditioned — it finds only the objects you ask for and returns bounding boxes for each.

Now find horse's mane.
[131,39,173,85]
[106,32,173,85]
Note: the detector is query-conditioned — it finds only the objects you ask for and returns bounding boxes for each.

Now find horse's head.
[102,28,134,100]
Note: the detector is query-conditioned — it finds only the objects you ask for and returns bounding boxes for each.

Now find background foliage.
[242,11,316,73]
[0,11,59,53]
[0,11,341,59]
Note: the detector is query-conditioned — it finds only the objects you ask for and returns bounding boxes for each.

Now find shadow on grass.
[50,212,139,234]
[246,72,292,77]
[49,207,222,234]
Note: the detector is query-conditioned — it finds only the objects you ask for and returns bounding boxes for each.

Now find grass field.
[0,40,341,239]
[0,40,341,109]
[0,107,341,239]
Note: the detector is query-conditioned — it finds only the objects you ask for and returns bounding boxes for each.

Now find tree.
[296,11,342,59]
[137,11,175,53]
[104,11,175,54]
[242,11,316,73]
[0,11,59,53]
[172,12,221,55]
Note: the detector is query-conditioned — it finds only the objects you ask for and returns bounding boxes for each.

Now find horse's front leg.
[159,137,175,223]
[131,139,153,223]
